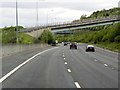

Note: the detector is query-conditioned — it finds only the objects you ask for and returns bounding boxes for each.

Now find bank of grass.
[1,26,40,44]
[56,23,120,52]
[94,42,120,52]
[19,33,37,44]
[1,26,55,45]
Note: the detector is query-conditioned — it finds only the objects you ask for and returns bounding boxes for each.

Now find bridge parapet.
[19,16,120,33]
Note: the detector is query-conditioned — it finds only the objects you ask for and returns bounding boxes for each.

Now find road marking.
[104,64,108,67]
[64,58,65,60]
[67,69,71,72]
[0,47,58,83]
[63,54,65,57]
[74,82,81,88]
[65,62,67,65]
[94,59,98,61]
[111,68,114,69]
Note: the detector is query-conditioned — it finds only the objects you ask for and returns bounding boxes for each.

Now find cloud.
[0,0,119,27]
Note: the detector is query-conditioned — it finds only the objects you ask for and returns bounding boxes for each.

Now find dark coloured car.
[51,42,56,46]
[86,45,95,52]
[70,42,77,49]
[64,42,68,46]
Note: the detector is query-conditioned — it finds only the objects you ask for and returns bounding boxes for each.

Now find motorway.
[1,44,118,88]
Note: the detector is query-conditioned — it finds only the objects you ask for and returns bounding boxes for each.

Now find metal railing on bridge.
[20,15,120,32]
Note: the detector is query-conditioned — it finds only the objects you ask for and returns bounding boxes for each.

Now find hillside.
[56,22,120,52]
[0,26,37,44]
[73,7,120,23]
[88,7,120,18]
[1,26,55,45]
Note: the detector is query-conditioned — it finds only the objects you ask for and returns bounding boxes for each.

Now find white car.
[86,45,95,52]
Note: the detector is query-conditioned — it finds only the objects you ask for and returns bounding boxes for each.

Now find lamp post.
[16,0,19,44]
[36,0,38,26]
[36,0,39,38]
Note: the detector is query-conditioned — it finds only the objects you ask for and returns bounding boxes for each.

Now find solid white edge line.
[0,47,58,83]
[74,82,81,88]
[67,69,71,72]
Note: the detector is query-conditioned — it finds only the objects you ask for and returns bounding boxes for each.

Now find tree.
[39,30,55,44]
[80,14,87,20]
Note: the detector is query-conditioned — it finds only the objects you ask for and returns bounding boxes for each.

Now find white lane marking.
[74,82,81,88]
[0,47,58,83]
[65,62,67,65]
[63,54,64,57]
[64,58,65,60]
[112,68,114,69]
[104,64,108,67]
[67,69,71,72]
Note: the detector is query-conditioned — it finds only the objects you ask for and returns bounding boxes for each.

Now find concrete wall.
[1,44,48,57]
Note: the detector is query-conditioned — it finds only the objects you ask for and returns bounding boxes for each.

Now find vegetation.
[88,8,120,19]
[38,30,55,44]
[73,7,120,22]
[1,26,19,44]
[56,23,120,52]
[56,7,120,52]
[1,26,55,45]
[1,26,39,44]
[18,33,37,44]
[80,14,87,20]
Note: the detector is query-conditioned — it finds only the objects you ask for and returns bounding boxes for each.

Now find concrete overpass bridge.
[21,16,120,37]
[51,16,120,33]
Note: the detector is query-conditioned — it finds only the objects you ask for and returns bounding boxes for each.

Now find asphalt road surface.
[1,44,118,88]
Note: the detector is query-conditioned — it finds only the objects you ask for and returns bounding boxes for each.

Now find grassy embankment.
[56,7,120,52]
[0,26,55,45]
[56,23,120,52]
[1,26,37,44]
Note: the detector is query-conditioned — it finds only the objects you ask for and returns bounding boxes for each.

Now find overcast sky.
[0,0,119,28]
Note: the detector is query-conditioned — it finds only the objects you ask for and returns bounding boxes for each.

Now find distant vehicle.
[64,42,68,46]
[70,42,77,49]
[55,40,58,44]
[86,45,95,52]
[67,42,71,44]
[51,42,56,46]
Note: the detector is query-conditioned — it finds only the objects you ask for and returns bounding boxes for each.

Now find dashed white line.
[74,82,81,88]
[104,64,108,67]
[64,58,66,60]
[94,59,98,61]
[65,62,67,65]
[67,69,71,72]
[63,54,65,57]
[111,68,114,69]
[0,47,58,83]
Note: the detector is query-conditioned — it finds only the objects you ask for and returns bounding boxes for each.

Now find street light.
[16,0,19,44]
[36,0,39,38]
[36,0,38,26]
